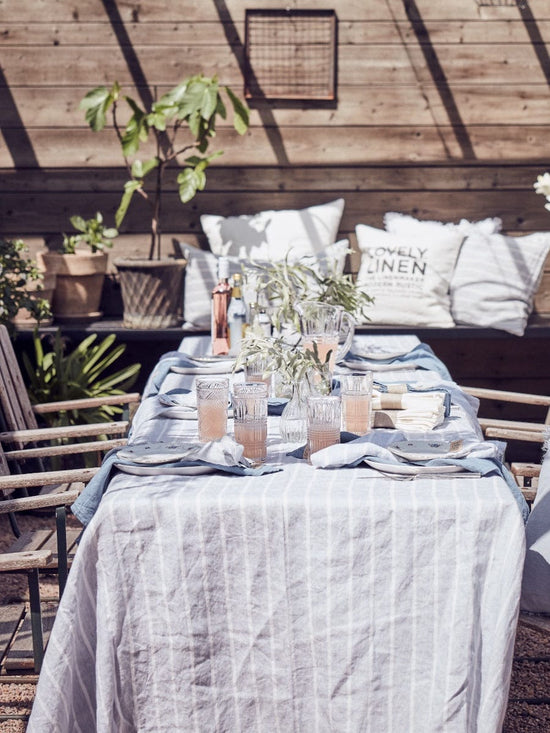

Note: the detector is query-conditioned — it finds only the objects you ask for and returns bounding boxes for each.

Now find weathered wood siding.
[1,0,550,255]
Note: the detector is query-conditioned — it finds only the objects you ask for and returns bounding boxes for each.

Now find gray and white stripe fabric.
[27,339,526,733]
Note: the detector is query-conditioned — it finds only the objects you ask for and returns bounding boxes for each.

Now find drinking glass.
[306,395,341,461]
[196,377,229,443]
[340,372,373,436]
[232,382,269,464]
[244,355,272,393]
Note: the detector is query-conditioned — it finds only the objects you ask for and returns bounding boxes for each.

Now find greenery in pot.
[0,238,51,335]
[80,75,249,260]
[23,329,141,427]
[61,211,118,254]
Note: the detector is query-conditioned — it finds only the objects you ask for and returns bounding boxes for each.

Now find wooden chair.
[0,323,140,474]
[460,385,550,506]
[0,443,98,674]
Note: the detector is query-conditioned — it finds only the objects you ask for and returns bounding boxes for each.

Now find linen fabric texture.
[384,212,550,336]
[355,223,463,327]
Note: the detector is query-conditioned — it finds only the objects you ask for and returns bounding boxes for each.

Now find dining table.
[27,334,527,733]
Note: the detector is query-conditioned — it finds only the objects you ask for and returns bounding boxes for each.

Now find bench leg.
[27,568,44,673]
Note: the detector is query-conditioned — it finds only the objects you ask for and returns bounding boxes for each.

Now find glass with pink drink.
[196,377,229,442]
[232,382,269,464]
[340,372,373,436]
[306,395,341,462]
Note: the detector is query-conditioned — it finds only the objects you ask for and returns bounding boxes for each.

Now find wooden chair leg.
[55,505,68,597]
[27,568,44,673]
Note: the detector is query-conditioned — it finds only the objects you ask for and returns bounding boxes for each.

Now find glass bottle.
[228,273,247,357]
[211,257,232,355]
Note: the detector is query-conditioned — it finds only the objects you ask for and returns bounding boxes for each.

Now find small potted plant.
[1,238,52,334]
[80,74,249,328]
[39,212,118,323]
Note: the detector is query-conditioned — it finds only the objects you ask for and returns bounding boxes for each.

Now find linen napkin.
[306,432,528,522]
[72,435,282,527]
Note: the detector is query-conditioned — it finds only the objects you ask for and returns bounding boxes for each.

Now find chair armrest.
[4,437,127,461]
[32,392,141,415]
[0,550,53,572]
[484,426,546,442]
[461,386,550,408]
[0,466,98,492]
[0,421,129,444]
[0,488,82,514]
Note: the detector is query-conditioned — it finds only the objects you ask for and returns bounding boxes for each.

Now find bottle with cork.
[211,256,232,355]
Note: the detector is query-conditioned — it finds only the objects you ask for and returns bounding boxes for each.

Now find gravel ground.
[0,513,549,731]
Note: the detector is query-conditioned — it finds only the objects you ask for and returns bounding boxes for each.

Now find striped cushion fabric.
[450,230,550,335]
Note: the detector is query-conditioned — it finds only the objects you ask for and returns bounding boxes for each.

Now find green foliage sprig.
[235,331,332,395]
[62,212,118,254]
[80,75,250,260]
[243,256,373,331]
[0,238,51,334]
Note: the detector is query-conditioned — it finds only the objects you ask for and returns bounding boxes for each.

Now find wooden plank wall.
[2,0,550,406]
[1,0,550,250]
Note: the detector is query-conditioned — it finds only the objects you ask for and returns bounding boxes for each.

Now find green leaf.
[225,86,250,135]
[201,83,219,120]
[69,215,86,233]
[79,85,115,132]
[121,97,148,156]
[116,180,142,228]
[177,167,204,203]
[131,158,159,179]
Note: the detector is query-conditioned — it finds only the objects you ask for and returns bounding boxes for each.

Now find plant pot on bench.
[38,250,108,323]
[114,258,187,329]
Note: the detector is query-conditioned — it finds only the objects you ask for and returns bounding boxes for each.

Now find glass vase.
[279,380,309,443]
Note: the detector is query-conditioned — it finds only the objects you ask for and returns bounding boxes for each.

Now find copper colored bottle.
[211,257,232,355]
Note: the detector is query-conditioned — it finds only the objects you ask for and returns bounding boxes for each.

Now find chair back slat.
[0,326,40,443]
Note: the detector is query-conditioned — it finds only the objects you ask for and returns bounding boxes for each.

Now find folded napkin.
[344,343,452,381]
[72,436,282,527]
[143,352,202,397]
[306,432,528,522]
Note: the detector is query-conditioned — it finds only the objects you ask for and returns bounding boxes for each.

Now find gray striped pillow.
[450,230,550,335]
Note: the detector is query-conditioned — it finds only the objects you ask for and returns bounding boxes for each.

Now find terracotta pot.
[114,258,187,329]
[38,251,108,323]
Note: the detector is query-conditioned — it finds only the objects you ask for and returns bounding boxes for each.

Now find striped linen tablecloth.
[27,340,526,733]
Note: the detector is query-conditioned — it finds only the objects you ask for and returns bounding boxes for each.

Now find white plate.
[114,463,215,477]
[185,355,235,364]
[342,359,417,373]
[171,362,236,375]
[364,459,466,476]
[389,439,465,462]
[117,442,201,465]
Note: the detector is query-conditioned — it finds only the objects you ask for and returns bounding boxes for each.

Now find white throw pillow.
[384,211,502,238]
[522,438,550,613]
[180,240,350,330]
[355,224,463,327]
[200,199,345,260]
[449,230,550,336]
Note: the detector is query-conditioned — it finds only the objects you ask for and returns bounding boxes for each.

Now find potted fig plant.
[39,212,118,323]
[80,75,249,328]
